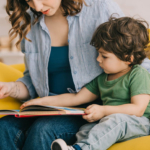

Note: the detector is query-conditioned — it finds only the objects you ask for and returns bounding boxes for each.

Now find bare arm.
[20,87,98,109]
[10,81,30,100]
[103,94,150,117]
[83,94,150,122]
[0,81,30,100]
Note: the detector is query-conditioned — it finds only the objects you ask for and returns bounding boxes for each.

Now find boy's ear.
[130,55,134,62]
[125,55,134,65]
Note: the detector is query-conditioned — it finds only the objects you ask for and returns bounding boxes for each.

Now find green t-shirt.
[85,65,150,118]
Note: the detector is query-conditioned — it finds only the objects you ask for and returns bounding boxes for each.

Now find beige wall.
[114,0,150,25]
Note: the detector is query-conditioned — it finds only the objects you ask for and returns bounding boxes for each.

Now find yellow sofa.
[0,63,24,115]
[0,62,150,150]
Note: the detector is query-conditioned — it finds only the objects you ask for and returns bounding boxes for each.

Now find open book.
[0,105,85,118]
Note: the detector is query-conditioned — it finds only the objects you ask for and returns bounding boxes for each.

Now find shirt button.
[73,71,77,74]
[78,87,81,90]
[70,56,74,59]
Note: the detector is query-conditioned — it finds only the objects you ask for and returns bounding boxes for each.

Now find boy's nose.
[32,0,43,12]
[97,56,102,63]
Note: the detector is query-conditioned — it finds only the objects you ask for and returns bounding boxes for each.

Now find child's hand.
[20,96,58,109]
[20,98,44,109]
[82,104,105,122]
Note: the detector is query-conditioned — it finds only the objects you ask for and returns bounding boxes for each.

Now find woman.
[0,0,150,149]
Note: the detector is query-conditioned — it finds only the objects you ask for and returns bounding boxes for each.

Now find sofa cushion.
[108,136,150,150]
[10,63,25,72]
[0,62,23,118]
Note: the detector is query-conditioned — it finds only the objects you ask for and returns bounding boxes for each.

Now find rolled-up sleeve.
[17,39,38,100]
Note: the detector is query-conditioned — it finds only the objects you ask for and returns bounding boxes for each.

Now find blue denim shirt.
[17,0,150,100]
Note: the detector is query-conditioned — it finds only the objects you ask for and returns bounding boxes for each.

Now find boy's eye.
[102,55,107,59]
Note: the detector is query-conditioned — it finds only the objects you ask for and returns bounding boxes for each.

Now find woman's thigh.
[0,115,36,150]
[0,115,87,150]
[23,116,87,150]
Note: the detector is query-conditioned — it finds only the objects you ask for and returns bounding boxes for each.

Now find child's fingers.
[86,105,93,110]
[82,113,93,122]
[20,98,41,109]
[84,109,91,115]
[82,115,88,120]
[20,103,28,109]
[20,101,33,109]
[85,105,95,114]
[20,100,35,109]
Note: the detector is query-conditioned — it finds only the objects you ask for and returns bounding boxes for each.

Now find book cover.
[0,105,85,118]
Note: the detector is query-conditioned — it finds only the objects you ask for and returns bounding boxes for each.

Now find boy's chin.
[103,70,110,74]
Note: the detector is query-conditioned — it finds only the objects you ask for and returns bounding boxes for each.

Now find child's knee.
[100,113,128,124]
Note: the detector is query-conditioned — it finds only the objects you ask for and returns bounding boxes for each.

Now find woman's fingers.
[0,86,8,98]
[0,82,13,99]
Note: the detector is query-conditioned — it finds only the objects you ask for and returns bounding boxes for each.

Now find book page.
[0,109,19,115]
[20,105,85,114]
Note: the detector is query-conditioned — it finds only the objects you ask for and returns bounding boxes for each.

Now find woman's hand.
[0,82,16,99]
[82,104,105,122]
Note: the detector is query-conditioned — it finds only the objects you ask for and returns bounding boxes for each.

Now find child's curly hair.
[91,16,149,66]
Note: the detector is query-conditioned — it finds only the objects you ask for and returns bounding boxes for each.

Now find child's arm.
[83,94,150,122]
[104,94,150,117]
[20,87,98,109]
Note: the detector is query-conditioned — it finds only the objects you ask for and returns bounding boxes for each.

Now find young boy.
[51,17,150,150]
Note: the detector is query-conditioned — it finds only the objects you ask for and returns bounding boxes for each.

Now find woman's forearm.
[10,81,30,100]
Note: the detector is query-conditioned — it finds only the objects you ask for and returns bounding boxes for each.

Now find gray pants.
[75,113,150,150]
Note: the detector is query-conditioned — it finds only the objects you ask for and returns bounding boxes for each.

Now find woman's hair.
[91,16,149,66]
[6,0,85,47]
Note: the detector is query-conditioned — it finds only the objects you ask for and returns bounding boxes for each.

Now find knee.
[79,123,96,131]
[27,119,55,138]
[100,113,127,124]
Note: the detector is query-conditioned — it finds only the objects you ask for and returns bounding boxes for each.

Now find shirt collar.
[75,12,81,17]
[38,10,81,29]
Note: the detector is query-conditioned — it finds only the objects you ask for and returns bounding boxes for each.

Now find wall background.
[0,0,11,37]
[114,0,150,25]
